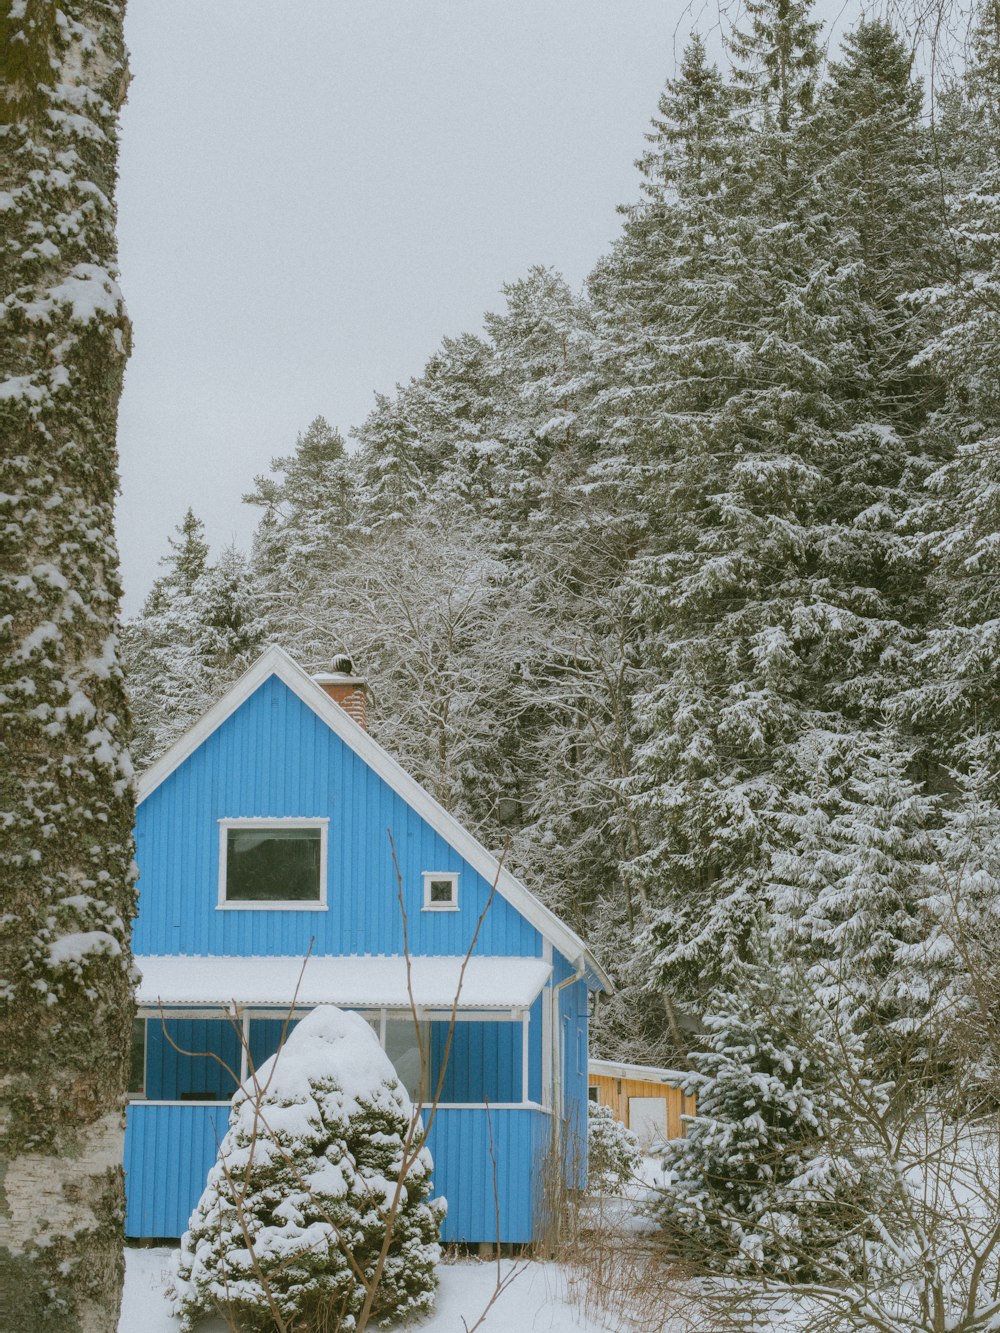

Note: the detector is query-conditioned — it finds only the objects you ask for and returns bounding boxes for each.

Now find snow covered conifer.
[587,1103,641,1195]
[652,965,894,1281]
[0,1,135,1325]
[171,1006,444,1332]
[772,734,945,1076]
[902,0,1000,787]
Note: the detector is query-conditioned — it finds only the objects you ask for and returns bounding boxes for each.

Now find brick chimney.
[312,655,370,730]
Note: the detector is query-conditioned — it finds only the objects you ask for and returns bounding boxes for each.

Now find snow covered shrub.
[649,970,895,1282]
[587,1103,641,1194]
[170,1007,445,1331]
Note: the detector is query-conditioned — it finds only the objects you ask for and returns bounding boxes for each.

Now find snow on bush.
[169,1006,445,1331]
[587,1102,641,1194]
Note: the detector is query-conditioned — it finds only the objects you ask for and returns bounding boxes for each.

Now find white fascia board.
[588,1058,691,1085]
[136,645,613,992]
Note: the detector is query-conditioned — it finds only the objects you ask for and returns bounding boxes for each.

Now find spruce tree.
[771,734,945,1073]
[0,2,135,1325]
[123,521,260,767]
[903,0,1000,787]
[616,10,940,1029]
[171,1008,444,1331]
[653,963,895,1281]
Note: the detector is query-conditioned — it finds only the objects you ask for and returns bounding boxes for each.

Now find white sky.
[115,0,857,614]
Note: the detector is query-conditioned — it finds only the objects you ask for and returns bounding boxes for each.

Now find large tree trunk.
[0,3,135,1328]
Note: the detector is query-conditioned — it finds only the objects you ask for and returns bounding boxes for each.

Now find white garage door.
[628,1096,669,1149]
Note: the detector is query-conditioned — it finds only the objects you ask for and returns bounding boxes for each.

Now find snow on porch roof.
[135,954,552,1012]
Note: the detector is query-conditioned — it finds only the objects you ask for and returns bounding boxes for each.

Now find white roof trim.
[135,954,552,1010]
[588,1058,690,1086]
[136,646,612,991]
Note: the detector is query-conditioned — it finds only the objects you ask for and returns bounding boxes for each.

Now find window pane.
[384,1017,429,1102]
[226,827,321,901]
[145,1018,240,1101]
[429,879,453,903]
[129,1018,146,1095]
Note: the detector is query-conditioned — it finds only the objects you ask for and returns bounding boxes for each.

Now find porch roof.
[134,953,551,1012]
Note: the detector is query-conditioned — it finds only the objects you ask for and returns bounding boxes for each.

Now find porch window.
[143,1017,241,1102]
[385,1016,431,1101]
[218,819,328,909]
[129,1018,146,1096]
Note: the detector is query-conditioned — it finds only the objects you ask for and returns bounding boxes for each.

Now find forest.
[109,0,1000,1320]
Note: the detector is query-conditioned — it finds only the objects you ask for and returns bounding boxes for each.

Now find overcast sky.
[115,0,856,614]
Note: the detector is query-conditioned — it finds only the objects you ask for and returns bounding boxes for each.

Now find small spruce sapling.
[650,964,895,1282]
[587,1103,642,1195]
[170,1006,445,1332]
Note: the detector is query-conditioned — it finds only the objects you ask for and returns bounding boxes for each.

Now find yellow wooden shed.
[588,1058,696,1147]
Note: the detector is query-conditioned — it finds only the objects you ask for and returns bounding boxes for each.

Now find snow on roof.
[135,646,612,994]
[135,954,552,1011]
[588,1058,691,1087]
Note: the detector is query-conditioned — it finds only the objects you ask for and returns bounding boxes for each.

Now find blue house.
[124,645,610,1244]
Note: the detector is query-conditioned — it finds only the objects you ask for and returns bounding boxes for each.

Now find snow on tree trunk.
[170,1006,445,1332]
[0,2,135,1329]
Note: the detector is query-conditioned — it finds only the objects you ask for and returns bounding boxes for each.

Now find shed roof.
[136,646,611,991]
[588,1058,690,1087]
[135,953,552,1012]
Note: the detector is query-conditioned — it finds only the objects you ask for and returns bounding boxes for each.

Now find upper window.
[422,871,459,912]
[219,819,328,910]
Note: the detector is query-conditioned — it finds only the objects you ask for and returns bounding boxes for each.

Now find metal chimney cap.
[331,653,353,675]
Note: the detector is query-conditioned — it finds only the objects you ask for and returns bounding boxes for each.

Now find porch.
[125,953,562,1243]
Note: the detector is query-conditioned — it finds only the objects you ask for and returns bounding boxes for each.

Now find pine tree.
[141,506,209,614]
[245,415,354,584]
[123,518,260,768]
[0,2,135,1325]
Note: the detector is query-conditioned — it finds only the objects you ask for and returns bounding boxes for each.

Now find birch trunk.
[0,2,135,1328]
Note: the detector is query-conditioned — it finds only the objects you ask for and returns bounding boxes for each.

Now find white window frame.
[217,818,329,911]
[422,870,459,912]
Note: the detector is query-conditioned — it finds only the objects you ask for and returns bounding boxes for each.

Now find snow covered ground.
[120,1247,621,1333]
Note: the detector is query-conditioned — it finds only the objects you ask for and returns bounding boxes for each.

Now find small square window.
[422,871,459,911]
[219,819,328,910]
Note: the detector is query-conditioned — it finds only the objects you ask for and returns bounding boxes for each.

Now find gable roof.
[137,645,612,991]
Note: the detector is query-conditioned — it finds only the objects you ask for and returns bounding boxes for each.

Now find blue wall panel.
[124,1103,551,1243]
[145,1018,241,1101]
[124,1103,229,1239]
[248,1017,300,1075]
[134,676,541,961]
[554,950,588,1189]
[430,1022,521,1103]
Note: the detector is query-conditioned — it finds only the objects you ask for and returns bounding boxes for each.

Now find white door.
[628,1096,668,1149]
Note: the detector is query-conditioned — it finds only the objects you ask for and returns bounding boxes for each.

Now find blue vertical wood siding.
[554,950,589,1189]
[429,1022,522,1103]
[124,1102,551,1244]
[134,676,541,960]
[145,1019,241,1101]
[124,1103,230,1239]
[248,1017,300,1074]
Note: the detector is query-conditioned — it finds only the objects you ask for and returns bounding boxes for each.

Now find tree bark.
[0,3,135,1328]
